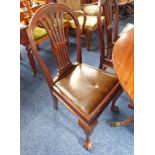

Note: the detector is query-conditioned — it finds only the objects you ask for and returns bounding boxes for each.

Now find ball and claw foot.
[78,119,97,151]
[84,137,92,151]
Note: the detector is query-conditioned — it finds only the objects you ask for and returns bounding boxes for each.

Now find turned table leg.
[78,119,97,151]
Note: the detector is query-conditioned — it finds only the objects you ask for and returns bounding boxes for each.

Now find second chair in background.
[98,0,119,70]
[97,0,133,111]
[97,0,121,112]
[98,0,133,69]
[56,0,105,51]
[20,0,49,49]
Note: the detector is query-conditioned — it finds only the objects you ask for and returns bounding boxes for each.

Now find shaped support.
[78,119,97,151]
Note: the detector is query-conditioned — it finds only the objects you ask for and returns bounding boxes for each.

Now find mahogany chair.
[20,11,37,74]
[20,0,70,74]
[20,0,48,74]
[56,0,105,51]
[27,3,122,150]
[21,0,70,47]
[20,0,49,47]
[97,0,121,112]
[98,0,133,69]
[97,0,119,70]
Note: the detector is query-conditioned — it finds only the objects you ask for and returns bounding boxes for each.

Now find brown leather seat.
[55,64,118,114]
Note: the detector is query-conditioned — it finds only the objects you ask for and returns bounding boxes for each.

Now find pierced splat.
[37,11,72,73]
[28,3,82,85]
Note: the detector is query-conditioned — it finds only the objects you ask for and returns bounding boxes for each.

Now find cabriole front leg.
[78,119,97,151]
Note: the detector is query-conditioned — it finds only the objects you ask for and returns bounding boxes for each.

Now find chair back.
[20,0,32,8]
[20,0,32,18]
[101,0,118,44]
[20,11,27,25]
[57,0,81,11]
[98,0,118,69]
[20,0,43,20]
[27,3,82,87]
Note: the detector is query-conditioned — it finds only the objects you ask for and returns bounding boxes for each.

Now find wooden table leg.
[112,116,134,127]
[26,46,37,75]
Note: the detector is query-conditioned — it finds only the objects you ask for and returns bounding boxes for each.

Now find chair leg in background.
[51,94,58,110]
[85,31,91,51]
[26,46,37,76]
[111,89,123,112]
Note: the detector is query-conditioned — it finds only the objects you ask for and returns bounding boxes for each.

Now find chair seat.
[33,26,47,40]
[33,19,69,40]
[55,64,118,114]
[20,8,24,12]
[69,15,105,31]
